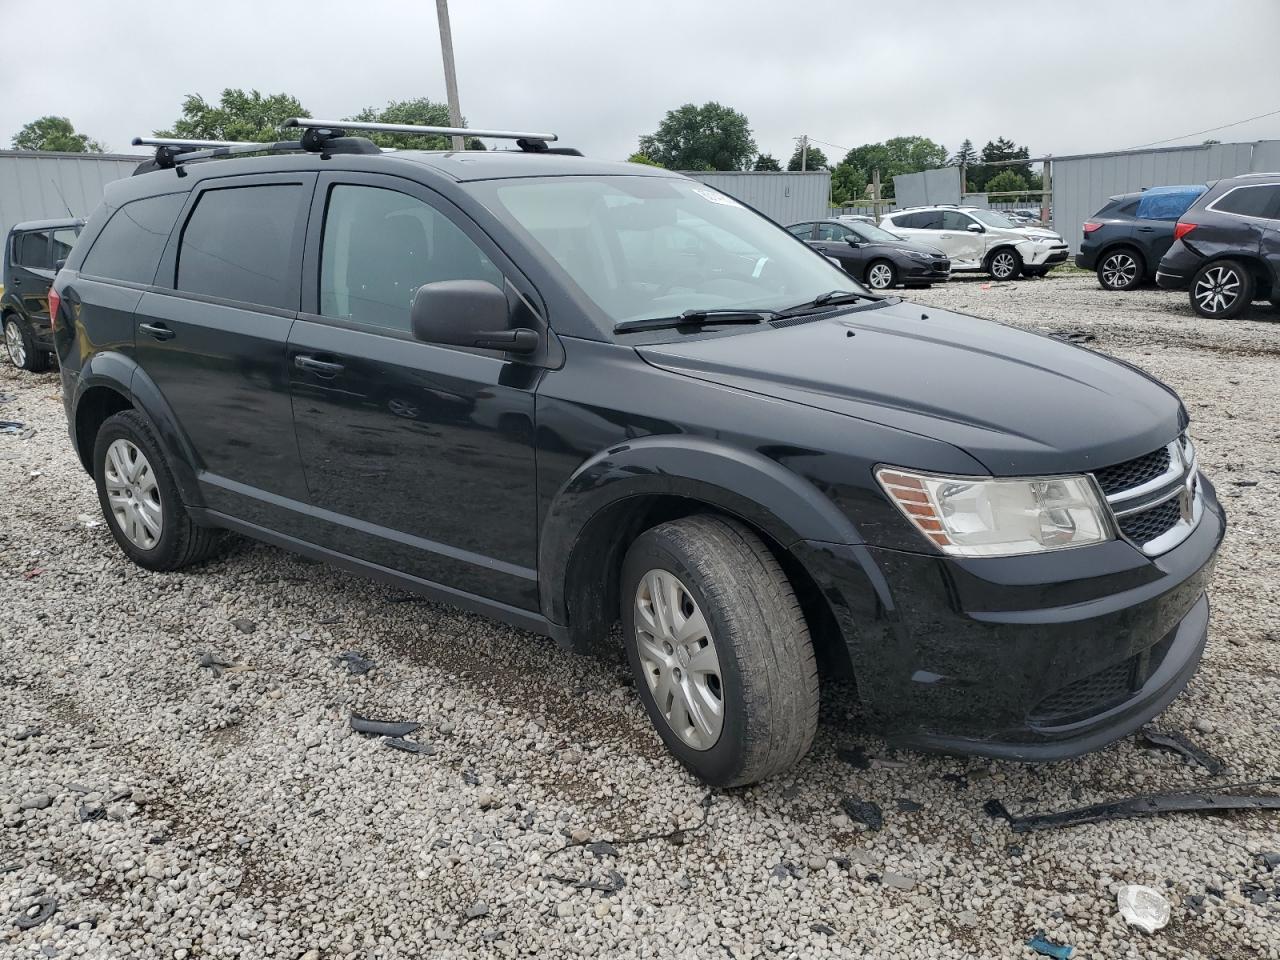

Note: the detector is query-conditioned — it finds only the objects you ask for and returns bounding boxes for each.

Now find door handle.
[138,322,176,341]
[1138,226,1155,232]
[10,278,21,286]
[294,354,345,376]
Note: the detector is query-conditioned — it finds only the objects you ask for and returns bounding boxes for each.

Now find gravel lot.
[3,271,1279,959]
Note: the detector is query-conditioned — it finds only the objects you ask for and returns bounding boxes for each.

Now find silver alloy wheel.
[633,568,724,751]
[1101,252,1138,289]
[991,251,1016,279]
[103,438,163,549]
[1193,265,1241,315]
[4,319,25,368]
[867,262,894,289]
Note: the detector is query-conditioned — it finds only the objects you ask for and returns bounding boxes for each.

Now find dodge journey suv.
[50,120,1224,786]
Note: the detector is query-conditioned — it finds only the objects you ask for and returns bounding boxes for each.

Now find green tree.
[787,143,828,171]
[752,153,781,171]
[637,102,757,171]
[830,163,868,206]
[348,97,485,150]
[627,152,662,166]
[949,138,977,168]
[970,137,1032,191]
[156,89,310,142]
[985,169,1030,196]
[12,116,104,153]
[840,136,948,197]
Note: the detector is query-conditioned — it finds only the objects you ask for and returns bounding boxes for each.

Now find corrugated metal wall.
[0,151,143,241]
[892,167,962,207]
[681,171,830,224]
[1053,140,1280,253]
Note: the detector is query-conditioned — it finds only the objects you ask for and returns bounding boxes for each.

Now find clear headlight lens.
[876,467,1112,557]
[905,249,933,260]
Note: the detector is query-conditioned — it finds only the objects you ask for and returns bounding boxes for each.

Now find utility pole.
[435,0,465,152]
[872,168,882,210]
[798,134,809,172]
[1041,156,1053,226]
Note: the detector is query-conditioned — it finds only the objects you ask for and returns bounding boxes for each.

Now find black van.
[49,121,1225,786]
[3,217,83,370]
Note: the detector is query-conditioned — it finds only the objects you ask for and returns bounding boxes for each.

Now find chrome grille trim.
[1095,434,1202,557]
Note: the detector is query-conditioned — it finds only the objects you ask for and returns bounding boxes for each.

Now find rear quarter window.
[1210,183,1280,219]
[81,194,185,285]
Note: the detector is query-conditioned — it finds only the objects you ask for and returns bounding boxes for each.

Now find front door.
[286,173,542,610]
[939,211,985,268]
[813,221,866,276]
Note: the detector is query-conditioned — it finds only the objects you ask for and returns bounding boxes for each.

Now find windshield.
[851,223,904,243]
[970,209,1017,229]
[485,176,864,328]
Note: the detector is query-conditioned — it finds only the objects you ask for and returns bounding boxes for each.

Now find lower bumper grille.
[1029,658,1135,724]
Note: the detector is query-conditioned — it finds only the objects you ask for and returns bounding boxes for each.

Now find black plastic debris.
[771,861,801,880]
[1048,330,1096,344]
[1258,851,1280,871]
[941,773,968,791]
[77,804,105,823]
[1184,893,1206,915]
[1140,725,1225,775]
[14,727,40,741]
[896,799,924,813]
[840,797,883,832]
[550,869,625,893]
[985,780,1280,833]
[586,841,619,859]
[0,420,25,435]
[316,614,342,624]
[13,896,57,930]
[350,714,422,738]
[1232,480,1259,487]
[230,618,256,634]
[197,652,234,678]
[836,745,870,769]
[462,770,480,786]
[811,922,836,936]
[383,737,436,755]
[335,651,375,676]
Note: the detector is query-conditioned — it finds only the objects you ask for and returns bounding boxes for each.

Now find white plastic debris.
[76,513,102,528]
[1117,884,1170,933]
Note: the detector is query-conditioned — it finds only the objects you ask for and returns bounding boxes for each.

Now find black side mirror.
[845,237,861,247]
[54,258,67,271]
[410,280,539,355]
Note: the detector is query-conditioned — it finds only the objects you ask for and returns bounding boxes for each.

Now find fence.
[0,150,144,242]
[680,171,831,225]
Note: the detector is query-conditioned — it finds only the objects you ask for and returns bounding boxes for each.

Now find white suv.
[879,206,1068,280]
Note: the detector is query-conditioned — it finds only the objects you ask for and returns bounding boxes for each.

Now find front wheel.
[1022,266,1050,278]
[1190,259,1253,318]
[620,515,819,787]
[865,259,898,290]
[4,315,50,372]
[987,248,1022,281]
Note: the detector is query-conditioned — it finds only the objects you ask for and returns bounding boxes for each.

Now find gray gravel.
[2,270,1279,958]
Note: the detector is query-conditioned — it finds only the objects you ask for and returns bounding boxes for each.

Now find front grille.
[933,261,948,271]
[1029,657,1136,724]
[1094,447,1171,496]
[1119,497,1182,543]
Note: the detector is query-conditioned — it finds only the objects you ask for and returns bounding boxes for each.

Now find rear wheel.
[1097,248,1144,291]
[620,515,819,787]
[987,248,1022,281]
[4,315,49,372]
[1190,259,1253,318]
[865,259,898,290]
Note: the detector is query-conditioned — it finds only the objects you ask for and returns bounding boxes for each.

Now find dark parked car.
[1157,173,1280,318]
[788,218,950,289]
[3,217,83,370]
[1078,186,1206,291]
[51,120,1224,786]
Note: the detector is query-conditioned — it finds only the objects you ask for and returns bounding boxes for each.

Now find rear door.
[8,229,57,324]
[286,172,542,610]
[135,172,316,517]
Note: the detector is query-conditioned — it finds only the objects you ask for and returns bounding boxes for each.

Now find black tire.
[986,247,1022,281]
[93,410,221,571]
[1189,259,1254,319]
[864,259,898,291]
[1096,247,1145,291]
[3,314,50,372]
[1022,266,1050,278]
[620,515,819,787]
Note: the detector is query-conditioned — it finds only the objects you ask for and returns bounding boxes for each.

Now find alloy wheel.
[633,568,724,751]
[991,252,1016,279]
[4,320,25,368]
[103,438,163,549]
[867,263,894,289]
[1101,252,1138,289]
[1193,265,1241,315]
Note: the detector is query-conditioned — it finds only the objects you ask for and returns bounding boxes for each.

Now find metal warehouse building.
[0,150,143,241]
[682,171,831,224]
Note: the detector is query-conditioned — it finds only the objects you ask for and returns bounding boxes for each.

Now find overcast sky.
[4,0,1280,164]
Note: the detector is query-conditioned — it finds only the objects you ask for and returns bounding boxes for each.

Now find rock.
[231,618,257,634]
[21,793,52,811]
[881,871,916,891]
[299,952,320,960]
[570,828,591,844]
[807,856,827,871]
[957,910,979,926]
[556,901,574,918]
[1192,718,1216,734]
[478,789,496,810]
[465,900,488,919]
[593,902,610,919]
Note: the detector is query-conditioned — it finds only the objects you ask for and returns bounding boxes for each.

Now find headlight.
[904,250,933,260]
[876,467,1112,557]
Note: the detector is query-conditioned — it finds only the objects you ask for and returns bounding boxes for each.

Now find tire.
[1023,266,1049,278]
[1096,247,1144,291]
[1189,259,1254,319]
[864,259,898,290]
[987,247,1022,281]
[4,314,50,372]
[93,410,221,571]
[620,515,819,787]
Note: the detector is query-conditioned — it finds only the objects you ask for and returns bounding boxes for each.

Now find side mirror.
[54,258,67,271]
[410,280,539,355]
[966,223,984,233]
[845,237,861,247]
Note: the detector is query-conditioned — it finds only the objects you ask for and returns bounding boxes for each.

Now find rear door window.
[913,211,944,230]
[787,223,814,239]
[15,231,51,269]
[177,184,307,309]
[1211,184,1280,219]
[81,194,185,285]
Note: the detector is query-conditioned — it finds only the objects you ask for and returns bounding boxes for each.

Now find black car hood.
[636,301,1185,476]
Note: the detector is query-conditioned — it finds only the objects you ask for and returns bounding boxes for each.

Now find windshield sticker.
[691,188,741,207]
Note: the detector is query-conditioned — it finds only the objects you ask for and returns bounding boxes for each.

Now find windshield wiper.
[777,290,875,317]
[614,308,778,334]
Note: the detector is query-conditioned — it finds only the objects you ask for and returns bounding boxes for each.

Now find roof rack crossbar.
[132,136,266,150]
[282,117,558,143]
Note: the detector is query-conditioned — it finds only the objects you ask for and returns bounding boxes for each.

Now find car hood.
[636,301,1184,476]
[1013,226,1064,241]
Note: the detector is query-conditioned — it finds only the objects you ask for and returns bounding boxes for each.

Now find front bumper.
[1024,244,1070,267]
[797,477,1225,760]
[902,260,951,284]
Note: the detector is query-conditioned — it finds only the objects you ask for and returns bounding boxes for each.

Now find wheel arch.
[1203,253,1275,292]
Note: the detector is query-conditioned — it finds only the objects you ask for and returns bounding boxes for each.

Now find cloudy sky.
[4,0,1280,163]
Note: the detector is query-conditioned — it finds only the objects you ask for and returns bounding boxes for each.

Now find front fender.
[537,434,863,624]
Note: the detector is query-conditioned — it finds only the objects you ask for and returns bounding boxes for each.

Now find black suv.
[4,217,83,370]
[1157,173,1280,317]
[51,121,1225,786]
[1077,186,1205,291]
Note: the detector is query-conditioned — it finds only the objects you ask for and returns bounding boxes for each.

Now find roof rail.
[280,118,577,154]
